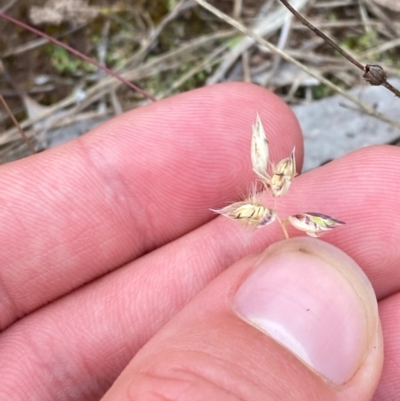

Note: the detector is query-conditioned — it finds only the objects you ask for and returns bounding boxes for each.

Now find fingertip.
[159,82,305,169]
[101,238,382,401]
[81,81,304,233]
[0,83,303,331]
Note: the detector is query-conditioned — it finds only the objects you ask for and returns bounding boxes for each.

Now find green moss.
[311,75,349,100]
[328,12,338,22]
[312,84,336,99]
[342,31,378,52]
[45,44,97,74]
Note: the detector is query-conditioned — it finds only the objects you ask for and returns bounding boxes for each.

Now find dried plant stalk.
[276,0,400,98]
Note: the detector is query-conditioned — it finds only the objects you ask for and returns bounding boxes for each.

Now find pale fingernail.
[233,237,379,384]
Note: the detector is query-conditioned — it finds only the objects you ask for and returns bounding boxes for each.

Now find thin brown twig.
[0,24,86,58]
[0,30,234,145]
[277,0,400,97]
[196,0,400,131]
[0,94,36,155]
[278,0,364,69]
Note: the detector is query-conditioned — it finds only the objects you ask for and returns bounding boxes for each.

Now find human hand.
[0,83,398,400]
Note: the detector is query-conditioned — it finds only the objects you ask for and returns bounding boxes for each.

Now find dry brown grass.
[1,0,400,162]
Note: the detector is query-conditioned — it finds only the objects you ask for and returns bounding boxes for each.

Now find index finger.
[0,82,303,330]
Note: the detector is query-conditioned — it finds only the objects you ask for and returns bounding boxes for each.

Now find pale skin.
[0,83,399,400]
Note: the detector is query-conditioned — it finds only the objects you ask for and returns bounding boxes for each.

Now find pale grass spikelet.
[251,113,270,182]
[211,187,276,228]
[268,147,296,197]
[288,213,345,237]
[250,115,297,197]
[213,202,276,228]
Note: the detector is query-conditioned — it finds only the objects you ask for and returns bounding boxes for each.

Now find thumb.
[102,238,383,401]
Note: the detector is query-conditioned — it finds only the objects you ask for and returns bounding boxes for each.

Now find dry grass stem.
[3,0,400,162]
[277,0,400,97]
[205,0,310,85]
[196,0,400,130]
[0,94,36,154]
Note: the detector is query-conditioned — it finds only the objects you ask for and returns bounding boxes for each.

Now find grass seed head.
[212,202,276,228]
[288,212,345,237]
[268,147,296,197]
[251,113,270,182]
[211,191,276,228]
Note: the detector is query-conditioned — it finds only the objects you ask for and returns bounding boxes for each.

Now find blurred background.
[1,0,400,168]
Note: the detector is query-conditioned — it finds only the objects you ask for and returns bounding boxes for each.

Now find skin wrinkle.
[8,327,63,400]
[127,373,243,401]
[0,135,159,327]
[128,326,328,401]
[0,146,114,325]
[82,109,229,251]
[76,136,143,236]
[130,359,249,401]
[7,312,110,401]
[0,184,36,327]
